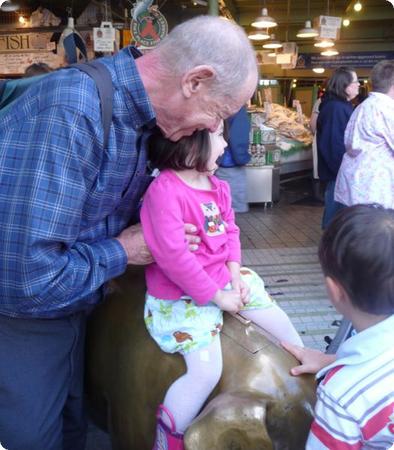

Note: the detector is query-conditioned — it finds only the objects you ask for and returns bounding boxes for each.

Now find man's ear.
[325,276,349,309]
[181,65,216,98]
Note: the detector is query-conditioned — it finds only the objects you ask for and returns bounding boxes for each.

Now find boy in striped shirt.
[284,204,394,449]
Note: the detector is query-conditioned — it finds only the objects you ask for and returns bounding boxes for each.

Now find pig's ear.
[185,392,271,449]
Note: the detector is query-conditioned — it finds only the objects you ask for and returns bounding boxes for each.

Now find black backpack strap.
[71,60,113,150]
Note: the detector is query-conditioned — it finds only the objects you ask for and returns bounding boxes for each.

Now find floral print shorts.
[144,267,274,355]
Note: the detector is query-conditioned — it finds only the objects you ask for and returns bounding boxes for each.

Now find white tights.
[162,338,222,433]
[162,304,302,433]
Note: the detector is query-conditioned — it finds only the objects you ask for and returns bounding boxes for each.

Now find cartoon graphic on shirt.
[200,201,225,236]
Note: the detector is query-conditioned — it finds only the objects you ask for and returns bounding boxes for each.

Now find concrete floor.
[86,178,340,449]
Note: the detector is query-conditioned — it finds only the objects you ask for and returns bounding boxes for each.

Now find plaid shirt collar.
[113,46,156,130]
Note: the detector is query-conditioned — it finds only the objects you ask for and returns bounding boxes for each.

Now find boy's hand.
[281,341,336,376]
[212,289,243,313]
[184,223,200,251]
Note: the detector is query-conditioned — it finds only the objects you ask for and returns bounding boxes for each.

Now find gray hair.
[371,60,394,94]
[155,15,258,98]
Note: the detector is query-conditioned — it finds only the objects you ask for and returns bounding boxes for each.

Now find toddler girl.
[140,122,303,450]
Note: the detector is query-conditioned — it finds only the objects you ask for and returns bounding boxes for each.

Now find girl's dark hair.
[148,122,229,172]
[325,66,355,101]
[318,204,394,315]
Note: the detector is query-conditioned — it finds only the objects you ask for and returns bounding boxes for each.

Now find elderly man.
[335,59,394,208]
[0,16,258,450]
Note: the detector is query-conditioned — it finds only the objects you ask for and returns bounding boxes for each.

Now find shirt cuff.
[94,238,128,281]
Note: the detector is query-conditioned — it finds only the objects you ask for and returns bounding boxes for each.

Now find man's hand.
[116,223,153,265]
[281,341,336,376]
[184,223,200,251]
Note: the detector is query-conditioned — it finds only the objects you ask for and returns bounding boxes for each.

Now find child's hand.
[212,289,243,313]
[281,341,336,376]
[232,278,250,306]
[184,223,200,251]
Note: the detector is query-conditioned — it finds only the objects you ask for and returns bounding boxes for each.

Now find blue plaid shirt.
[0,47,156,318]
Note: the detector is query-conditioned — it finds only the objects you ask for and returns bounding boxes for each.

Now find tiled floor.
[238,186,340,352]
[87,179,341,449]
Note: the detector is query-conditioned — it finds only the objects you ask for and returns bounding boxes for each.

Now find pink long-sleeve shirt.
[140,170,241,305]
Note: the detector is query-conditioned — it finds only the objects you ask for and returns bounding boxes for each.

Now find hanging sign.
[93,22,115,52]
[0,33,53,53]
[297,51,394,69]
[131,7,168,48]
[0,52,62,74]
[314,15,341,40]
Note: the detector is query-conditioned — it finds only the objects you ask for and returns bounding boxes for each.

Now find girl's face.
[206,121,227,174]
[345,71,360,101]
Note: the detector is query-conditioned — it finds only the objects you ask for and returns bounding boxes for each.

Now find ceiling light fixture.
[297,20,319,38]
[354,1,362,11]
[321,48,339,56]
[297,0,319,38]
[343,18,350,26]
[313,67,325,73]
[262,34,282,49]
[314,38,335,48]
[0,1,20,12]
[248,30,270,40]
[251,7,277,28]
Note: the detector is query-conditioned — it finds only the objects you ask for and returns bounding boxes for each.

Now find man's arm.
[0,105,127,316]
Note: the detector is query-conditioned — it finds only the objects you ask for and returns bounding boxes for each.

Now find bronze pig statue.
[86,267,316,450]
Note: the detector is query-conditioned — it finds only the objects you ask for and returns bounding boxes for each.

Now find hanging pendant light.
[262,34,282,49]
[0,1,20,12]
[297,0,318,38]
[314,38,335,48]
[321,48,339,56]
[251,8,277,28]
[248,30,270,41]
[297,20,319,38]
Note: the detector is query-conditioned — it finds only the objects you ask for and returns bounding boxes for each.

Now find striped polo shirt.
[306,314,394,449]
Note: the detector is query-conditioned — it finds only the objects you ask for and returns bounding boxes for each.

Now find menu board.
[0,52,62,74]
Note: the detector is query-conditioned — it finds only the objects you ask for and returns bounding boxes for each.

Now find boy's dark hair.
[319,204,394,315]
[148,123,228,172]
[325,66,356,101]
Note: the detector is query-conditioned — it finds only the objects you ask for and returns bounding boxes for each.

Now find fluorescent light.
[248,30,270,41]
[313,67,325,74]
[314,39,335,48]
[296,20,319,38]
[251,8,277,28]
[321,48,339,56]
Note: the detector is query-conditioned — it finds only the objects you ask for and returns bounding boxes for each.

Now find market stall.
[245,102,313,204]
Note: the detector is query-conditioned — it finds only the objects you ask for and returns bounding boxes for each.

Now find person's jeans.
[0,313,87,450]
[322,180,346,229]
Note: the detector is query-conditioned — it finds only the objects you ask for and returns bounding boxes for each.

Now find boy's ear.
[181,65,216,98]
[325,276,349,308]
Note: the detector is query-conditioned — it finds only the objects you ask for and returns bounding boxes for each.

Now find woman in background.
[316,67,359,228]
